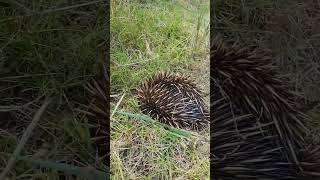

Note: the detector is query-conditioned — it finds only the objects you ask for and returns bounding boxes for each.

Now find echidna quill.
[211,36,320,179]
[82,76,109,167]
[137,72,209,131]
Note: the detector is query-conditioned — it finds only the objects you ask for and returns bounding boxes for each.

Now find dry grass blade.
[0,98,52,179]
[111,93,125,119]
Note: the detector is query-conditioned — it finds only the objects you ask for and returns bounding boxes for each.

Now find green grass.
[111,1,209,94]
[110,0,210,179]
[0,1,107,179]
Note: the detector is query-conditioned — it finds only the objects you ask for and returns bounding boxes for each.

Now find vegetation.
[0,1,107,179]
[110,0,210,179]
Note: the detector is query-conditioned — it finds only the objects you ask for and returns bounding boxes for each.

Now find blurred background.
[213,0,320,148]
[0,1,107,179]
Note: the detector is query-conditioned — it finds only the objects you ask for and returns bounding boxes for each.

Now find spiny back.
[211,36,309,166]
[137,72,209,131]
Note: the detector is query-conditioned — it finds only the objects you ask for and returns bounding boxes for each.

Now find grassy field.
[110,0,210,179]
[0,1,108,179]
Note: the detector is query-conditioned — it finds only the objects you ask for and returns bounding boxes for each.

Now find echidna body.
[212,85,300,179]
[211,36,320,179]
[83,76,109,168]
[137,72,209,131]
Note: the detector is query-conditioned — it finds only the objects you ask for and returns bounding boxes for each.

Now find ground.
[110,0,210,179]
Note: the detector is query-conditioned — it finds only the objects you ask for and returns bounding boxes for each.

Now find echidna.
[211,35,320,179]
[80,60,109,169]
[137,72,209,131]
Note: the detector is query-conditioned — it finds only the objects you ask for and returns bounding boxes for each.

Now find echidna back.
[137,72,209,131]
[211,36,320,179]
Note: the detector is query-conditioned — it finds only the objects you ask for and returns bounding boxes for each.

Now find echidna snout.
[137,72,209,131]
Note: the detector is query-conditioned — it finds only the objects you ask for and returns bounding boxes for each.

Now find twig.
[111,93,125,119]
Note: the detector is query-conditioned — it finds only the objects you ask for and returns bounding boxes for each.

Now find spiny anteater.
[211,35,320,179]
[80,60,109,168]
[137,72,209,131]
